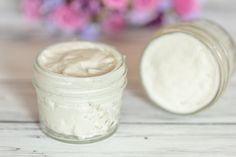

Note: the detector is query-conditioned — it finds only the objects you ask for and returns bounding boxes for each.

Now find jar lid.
[140,31,221,114]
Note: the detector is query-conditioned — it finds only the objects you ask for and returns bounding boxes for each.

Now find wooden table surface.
[0,1,236,156]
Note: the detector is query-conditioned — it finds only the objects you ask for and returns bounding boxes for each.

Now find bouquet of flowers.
[22,0,200,39]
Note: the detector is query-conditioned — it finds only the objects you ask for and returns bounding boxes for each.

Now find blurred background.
[0,0,236,41]
[0,0,202,40]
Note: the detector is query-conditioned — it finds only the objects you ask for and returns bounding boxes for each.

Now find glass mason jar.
[32,42,127,143]
[141,20,236,114]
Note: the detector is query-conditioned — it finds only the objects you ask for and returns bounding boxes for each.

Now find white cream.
[141,32,220,114]
[33,42,127,143]
[38,47,116,77]
[38,93,122,140]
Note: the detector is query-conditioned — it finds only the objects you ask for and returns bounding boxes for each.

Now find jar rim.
[139,20,230,114]
[34,41,126,81]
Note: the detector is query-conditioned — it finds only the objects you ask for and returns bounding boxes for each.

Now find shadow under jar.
[32,41,127,143]
[140,20,236,114]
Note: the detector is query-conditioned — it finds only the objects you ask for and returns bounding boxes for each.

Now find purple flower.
[71,0,101,16]
[80,24,101,40]
[102,12,125,34]
[40,0,64,13]
[146,11,164,26]
[159,0,172,11]
[132,0,162,11]
[102,0,129,11]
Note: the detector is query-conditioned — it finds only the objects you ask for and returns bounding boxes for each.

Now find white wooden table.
[0,1,236,156]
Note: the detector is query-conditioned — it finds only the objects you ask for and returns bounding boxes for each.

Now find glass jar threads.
[33,41,127,143]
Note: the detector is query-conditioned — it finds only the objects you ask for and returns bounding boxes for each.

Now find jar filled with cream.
[33,41,127,143]
[141,20,236,114]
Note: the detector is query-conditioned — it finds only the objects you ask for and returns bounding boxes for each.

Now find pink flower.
[50,5,88,31]
[173,0,200,19]
[102,12,125,34]
[102,0,129,11]
[22,0,42,21]
[132,0,162,11]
